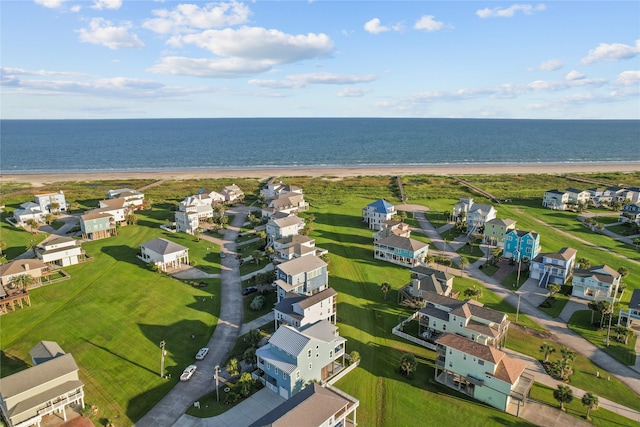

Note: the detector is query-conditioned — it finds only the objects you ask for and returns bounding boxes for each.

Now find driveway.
[135,208,248,427]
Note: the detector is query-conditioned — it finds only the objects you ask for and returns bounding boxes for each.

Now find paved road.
[135,208,248,427]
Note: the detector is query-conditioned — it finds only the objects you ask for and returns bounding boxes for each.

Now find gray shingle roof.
[277,256,326,277]
[0,353,79,399]
[376,234,428,252]
[141,238,188,255]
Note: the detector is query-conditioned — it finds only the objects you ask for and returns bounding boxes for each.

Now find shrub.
[250,295,265,311]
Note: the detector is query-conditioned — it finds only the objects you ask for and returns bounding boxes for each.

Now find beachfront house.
[618,289,640,328]
[261,193,309,218]
[405,266,454,301]
[35,236,83,267]
[571,264,621,302]
[34,191,67,214]
[374,220,411,240]
[80,211,116,240]
[622,187,640,204]
[0,259,50,289]
[542,190,570,210]
[97,199,130,222]
[220,184,244,203]
[0,346,85,427]
[502,229,541,261]
[374,233,429,268]
[274,287,337,330]
[483,218,516,247]
[260,181,303,201]
[266,213,305,245]
[248,383,359,427]
[620,202,640,225]
[529,247,577,288]
[362,199,395,230]
[565,188,591,205]
[29,340,67,366]
[106,189,145,209]
[273,235,328,262]
[174,195,215,234]
[453,198,497,235]
[255,320,347,399]
[139,238,189,272]
[418,291,509,348]
[434,333,532,414]
[274,256,328,302]
[12,202,45,226]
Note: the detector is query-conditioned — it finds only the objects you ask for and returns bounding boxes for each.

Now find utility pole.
[606,306,614,346]
[160,340,166,378]
[215,365,220,401]
[516,292,521,323]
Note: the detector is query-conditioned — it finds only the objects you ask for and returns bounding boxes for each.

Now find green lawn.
[456,242,485,264]
[567,311,637,366]
[537,294,571,318]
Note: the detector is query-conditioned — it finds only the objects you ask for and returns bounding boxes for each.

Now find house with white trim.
[35,236,83,267]
[571,264,621,302]
[374,234,428,268]
[618,289,640,327]
[273,235,327,262]
[529,247,577,288]
[362,199,395,230]
[435,333,532,414]
[255,320,347,400]
[406,266,454,300]
[502,229,541,261]
[274,256,328,302]
[260,182,303,201]
[620,202,640,225]
[106,189,144,210]
[12,202,45,226]
[483,218,516,247]
[0,259,50,288]
[261,193,309,218]
[0,345,85,427]
[453,198,497,235]
[80,211,117,240]
[139,238,189,272]
[542,190,569,210]
[34,191,67,214]
[220,184,244,203]
[266,213,305,245]
[274,287,337,330]
[248,383,358,427]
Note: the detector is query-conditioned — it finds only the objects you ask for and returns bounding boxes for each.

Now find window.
[463,355,466,360]
[296,371,300,379]
[267,362,271,369]
[283,372,287,379]
[330,350,333,358]
[443,324,447,331]
[275,367,279,375]
[433,321,436,327]
[478,359,484,366]
[449,349,452,355]
[308,349,312,358]
[459,321,463,327]
[309,363,312,370]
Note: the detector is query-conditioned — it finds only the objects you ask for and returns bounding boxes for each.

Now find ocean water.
[1,118,638,174]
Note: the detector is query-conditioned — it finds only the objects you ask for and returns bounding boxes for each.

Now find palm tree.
[226,358,240,378]
[399,353,417,378]
[50,202,60,214]
[26,219,40,234]
[243,347,257,368]
[194,227,201,242]
[539,342,555,363]
[491,246,503,264]
[13,274,35,290]
[251,250,262,265]
[459,256,469,275]
[588,300,599,324]
[553,384,573,411]
[560,347,576,363]
[597,300,612,328]
[0,240,7,258]
[547,283,561,297]
[381,282,391,300]
[349,351,361,365]
[581,392,599,420]
[577,257,591,269]
[399,211,408,223]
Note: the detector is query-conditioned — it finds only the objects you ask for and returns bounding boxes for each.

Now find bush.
[250,295,265,311]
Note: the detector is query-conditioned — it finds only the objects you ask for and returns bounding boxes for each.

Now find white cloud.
[143,1,250,34]
[580,40,640,65]
[338,87,371,97]
[77,18,144,50]
[249,72,376,88]
[176,27,334,64]
[527,76,606,91]
[614,70,640,86]
[565,70,585,81]
[529,59,563,71]
[414,15,446,32]
[35,0,66,8]
[148,56,273,78]
[92,0,122,10]
[364,18,389,34]
[1,67,86,78]
[476,4,546,18]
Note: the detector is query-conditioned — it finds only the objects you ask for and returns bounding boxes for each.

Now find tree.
[577,257,591,270]
[50,202,60,214]
[459,256,469,275]
[539,342,555,363]
[45,213,56,225]
[491,246,503,264]
[226,358,240,378]
[250,295,265,311]
[560,347,576,363]
[251,250,262,265]
[463,286,482,300]
[399,211,408,223]
[0,240,6,259]
[348,351,361,365]
[194,227,201,241]
[237,372,254,396]
[381,282,391,300]
[243,347,257,368]
[26,219,40,234]
[12,274,35,290]
[246,329,262,348]
[553,385,573,411]
[597,300,612,328]
[26,239,37,256]
[547,283,561,297]
[581,392,599,420]
[588,300,599,324]
[399,353,417,378]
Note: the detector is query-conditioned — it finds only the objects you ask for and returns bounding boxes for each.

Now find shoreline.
[2,162,639,187]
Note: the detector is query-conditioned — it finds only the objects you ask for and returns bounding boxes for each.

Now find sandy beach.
[2,163,639,187]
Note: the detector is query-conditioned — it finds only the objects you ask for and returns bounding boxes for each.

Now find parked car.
[180,365,197,381]
[242,286,258,296]
[195,347,209,360]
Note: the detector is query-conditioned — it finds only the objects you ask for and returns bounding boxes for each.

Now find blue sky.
[1,1,639,119]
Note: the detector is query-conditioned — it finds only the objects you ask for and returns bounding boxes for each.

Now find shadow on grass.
[82,337,158,377]
[0,350,30,376]
[101,244,145,266]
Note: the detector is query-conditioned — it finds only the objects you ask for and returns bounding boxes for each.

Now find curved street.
[135,208,248,427]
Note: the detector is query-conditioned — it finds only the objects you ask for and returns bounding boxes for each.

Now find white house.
[0,259,50,288]
[274,287,337,330]
[454,198,497,235]
[273,235,328,261]
[618,289,640,327]
[266,213,305,245]
[406,266,454,300]
[175,210,200,235]
[261,193,309,218]
[35,236,83,267]
[571,264,621,302]
[542,190,569,210]
[139,238,189,272]
[435,333,532,414]
[220,184,244,203]
[529,247,577,287]
[12,202,45,226]
[362,199,395,230]
[34,191,67,213]
[106,189,144,209]
[260,182,303,201]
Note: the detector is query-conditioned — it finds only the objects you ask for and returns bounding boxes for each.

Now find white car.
[180,365,197,381]
[195,347,209,360]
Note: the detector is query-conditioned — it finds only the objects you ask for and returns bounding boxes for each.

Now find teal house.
[502,229,540,261]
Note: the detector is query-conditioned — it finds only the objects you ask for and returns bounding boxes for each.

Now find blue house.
[503,229,540,261]
[362,199,395,230]
[255,320,347,399]
[275,256,328,302]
